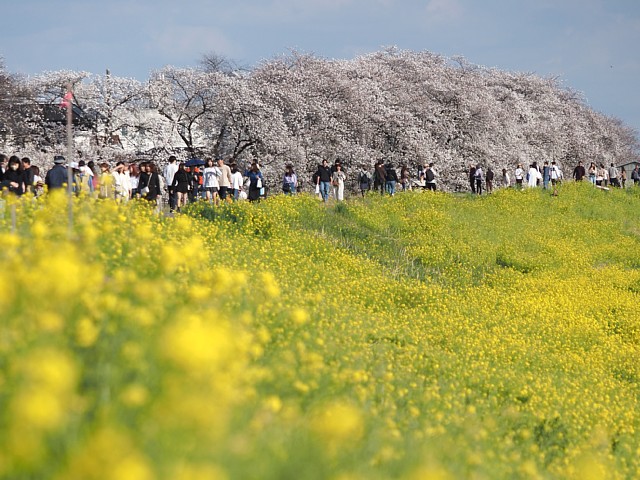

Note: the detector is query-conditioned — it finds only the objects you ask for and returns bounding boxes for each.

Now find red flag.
[60,91,73,109]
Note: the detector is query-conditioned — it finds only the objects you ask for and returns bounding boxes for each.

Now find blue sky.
[3,0,639,136]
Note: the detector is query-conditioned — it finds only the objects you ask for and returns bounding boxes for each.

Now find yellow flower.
[310,401,364,451]
[11,388,65,430]
[120,384,149,407]
[161,313,234,373]
[76,317,100,347]
[291,307,309,325]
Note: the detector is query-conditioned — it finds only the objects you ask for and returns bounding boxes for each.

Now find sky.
[2,0,640,136]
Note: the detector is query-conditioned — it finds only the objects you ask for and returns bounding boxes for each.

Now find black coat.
[2,169,23,195]
[45,165,69,190]
[316,165,332,183]
[172,170,190,193]
[141,172,161,201]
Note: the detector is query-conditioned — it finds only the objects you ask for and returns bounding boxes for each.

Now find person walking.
[469,163,477,194]
[230,163,243,200]
[144,162,162,205]
[425,163,437,191]
[21,157,35,195]
[502,168,511,188]
[129,163,140,199]
[216,158,233,202]
[31,166,44,196]
[202,158,221,205]
[98,163,115,199]
[550,161,562,187]
[587,162,597,185]
[417,163,426,189]
[171,162,190,211]
[514,163,524,189]
[486,166,494,194]
[45,155,68,191]
[75,160,93,195]
[1,156,24,195]
[573,161,586,182]
[631,165,640,186]
[113,162,131,201]
[315,160,332,202]
[332,163,346,201]
[282,164,298,195]
[599,163,609,187]
[399,164,410,191]
[527,163,541,188]
[474,164,483,195]
[595,163,606,187]
[163,155,179,211]
[542,161,551,189]
[385,163,398,196]
[374,160,387,195]
[358,167,371,197]
[608,163,620,188]
[245,162,263,202]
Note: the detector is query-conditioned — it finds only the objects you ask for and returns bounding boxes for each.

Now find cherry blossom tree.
[2,48,638,190]
[0,59,34,149]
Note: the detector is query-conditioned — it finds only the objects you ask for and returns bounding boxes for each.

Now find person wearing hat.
[45,155,69,191]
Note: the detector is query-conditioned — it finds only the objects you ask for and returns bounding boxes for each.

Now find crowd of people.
[0,153,269,212]
[308,158,635,202]
[1,153,638,208]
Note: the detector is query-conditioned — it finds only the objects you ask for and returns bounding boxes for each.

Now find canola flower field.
[1,183,640,479]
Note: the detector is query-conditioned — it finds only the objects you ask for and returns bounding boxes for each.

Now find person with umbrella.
[185,158,204,202]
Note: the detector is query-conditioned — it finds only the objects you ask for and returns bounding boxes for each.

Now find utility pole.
[65,83,74,235]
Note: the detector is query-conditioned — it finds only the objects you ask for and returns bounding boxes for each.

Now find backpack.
[425,168,435,182]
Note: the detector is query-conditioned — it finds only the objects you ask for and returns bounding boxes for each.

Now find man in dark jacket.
[22,157,35,194]
[632,165,640,186]
[315,160,332,202]
[45,155,68,190]
[469,163,477,194]
[572,161,586,181]
[374,160,386,195]
[385,163,398,196]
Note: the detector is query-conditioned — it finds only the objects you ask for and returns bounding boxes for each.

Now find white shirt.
[164,162,178,187]
[515,168,524,180]
[113,171,132,197]
[81,166,94,177]
[162,162,178,185]
[203,166,221,188]
[231,171,243,190]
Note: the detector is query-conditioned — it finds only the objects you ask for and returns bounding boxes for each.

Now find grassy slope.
[188,183,640,478]
[1,183,640,479]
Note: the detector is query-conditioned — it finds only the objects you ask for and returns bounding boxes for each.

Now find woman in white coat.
[332,164,346,201]
[527,163,541,188]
